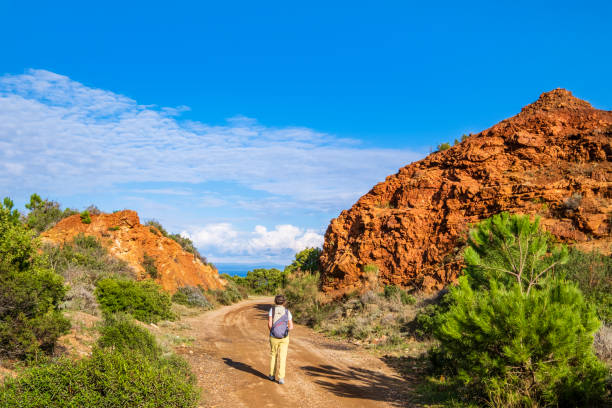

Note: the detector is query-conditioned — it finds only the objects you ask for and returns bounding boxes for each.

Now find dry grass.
[594,324,612,367]
[318,289,436,354]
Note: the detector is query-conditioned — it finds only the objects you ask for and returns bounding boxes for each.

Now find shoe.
[268,375,275,381]
[278,378,285,385]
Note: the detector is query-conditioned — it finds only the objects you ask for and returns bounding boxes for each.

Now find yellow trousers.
[269,336,290,379]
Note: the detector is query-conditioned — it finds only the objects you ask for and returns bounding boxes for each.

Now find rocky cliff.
[320,89,611,296]
[42,210,225,293]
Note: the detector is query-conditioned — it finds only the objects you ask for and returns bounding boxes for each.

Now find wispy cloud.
[0,69,423,262]
[0,69,422,211]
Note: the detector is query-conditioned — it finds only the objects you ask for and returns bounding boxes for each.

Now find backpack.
[270,307,289,339]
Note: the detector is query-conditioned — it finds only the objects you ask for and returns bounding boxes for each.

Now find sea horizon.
[213,262,287,277]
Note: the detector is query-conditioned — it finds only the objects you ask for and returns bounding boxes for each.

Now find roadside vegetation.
[0,195,212,407]
[278,214,611,407]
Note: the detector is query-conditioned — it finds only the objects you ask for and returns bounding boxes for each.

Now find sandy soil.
[167,297,419,408]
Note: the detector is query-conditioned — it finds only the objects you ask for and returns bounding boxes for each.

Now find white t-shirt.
[269,307,292,321]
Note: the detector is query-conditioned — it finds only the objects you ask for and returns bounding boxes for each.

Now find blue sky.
[0,1,610,264]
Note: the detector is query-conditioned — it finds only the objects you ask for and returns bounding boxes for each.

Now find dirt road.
[170,297,417,408]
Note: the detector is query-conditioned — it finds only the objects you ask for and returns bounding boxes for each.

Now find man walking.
[268,294,293,384]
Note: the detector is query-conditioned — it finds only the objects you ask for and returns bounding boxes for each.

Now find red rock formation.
[42,210,225,293]
[320,89,611,296]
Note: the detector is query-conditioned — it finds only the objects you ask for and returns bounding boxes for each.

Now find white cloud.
[0,69,422,211]
[183,223,324,261]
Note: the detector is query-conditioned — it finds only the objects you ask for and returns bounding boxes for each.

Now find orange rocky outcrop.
[42,210,225,293]
[320,89,611,296]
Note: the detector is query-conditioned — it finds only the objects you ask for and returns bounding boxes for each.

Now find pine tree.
[433,212,608,407]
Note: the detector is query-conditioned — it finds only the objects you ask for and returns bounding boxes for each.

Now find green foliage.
[556,248,612,324]
[97,313,161,359]
[95,277,174,323]
[383,284,415,305]
[172,286,213,309]
[413,291,453,339]
[24,193,78,234]
[142,252,159,278]
[434,278,607,406]
[437,142,451,151]
[284,272,331,326]
[43,234,133,314]
[233,268,287,294]
[79,210,91,224]
[45,233,132,278]
[464,212,568,294]
[284,247,321,274]
[145,219,169,236]
[432,213,608,407]
[107,226,120,231]
[206,281,245,305]
[0,197,70,359]
[0,348,199,408]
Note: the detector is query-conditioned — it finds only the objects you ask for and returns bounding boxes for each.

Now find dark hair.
[274,294,286,305]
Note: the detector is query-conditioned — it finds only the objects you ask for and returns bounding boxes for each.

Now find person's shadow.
[222,357,268,380]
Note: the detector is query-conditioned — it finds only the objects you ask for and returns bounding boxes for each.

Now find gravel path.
[170,297,418,408]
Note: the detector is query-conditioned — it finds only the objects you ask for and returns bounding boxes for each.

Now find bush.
[432,213,608,407]
[97,313,161,359]
[95,277,174,323]
[0,348,200,408]
[79,210,91,224]
[555,248,611,324]
[44,233,133,280]
[284,272,331,326]
[23,193,78,234]
[207,281,245,306]
[142,252,159,278]
[172,286,213,309]
[43,234,134,314]
[0,197,70,359]
[383,284,416,305]
[437,142,451,151]
[463,212,568,293]
[232,268,287,294]
[284,247,321,274]
[435,278,607,406]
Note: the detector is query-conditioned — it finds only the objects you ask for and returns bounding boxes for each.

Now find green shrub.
[284,272,331,326]
[555,248,611,324]
[172,286,213,309]
[95,277,174,323]
[435,278,607,407]
[432,213,608,407]
[79,210,91,224]
[463,212,568,293]
[23,193,78,234]
[97,313,161,359]
[233,268,287,294]
[43,234,133,314]
[437,142,451,151]
[0,348,199,408]
[207,281,245,305]
[284,247,321,274]
[383,284,415,305]
[44,233,132,279]
[142,252,159,278]
[413,291,452,339]
[108,226,120,231]
[0,197,70,359]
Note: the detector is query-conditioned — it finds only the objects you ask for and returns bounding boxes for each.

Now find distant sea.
[214,262,286,277]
